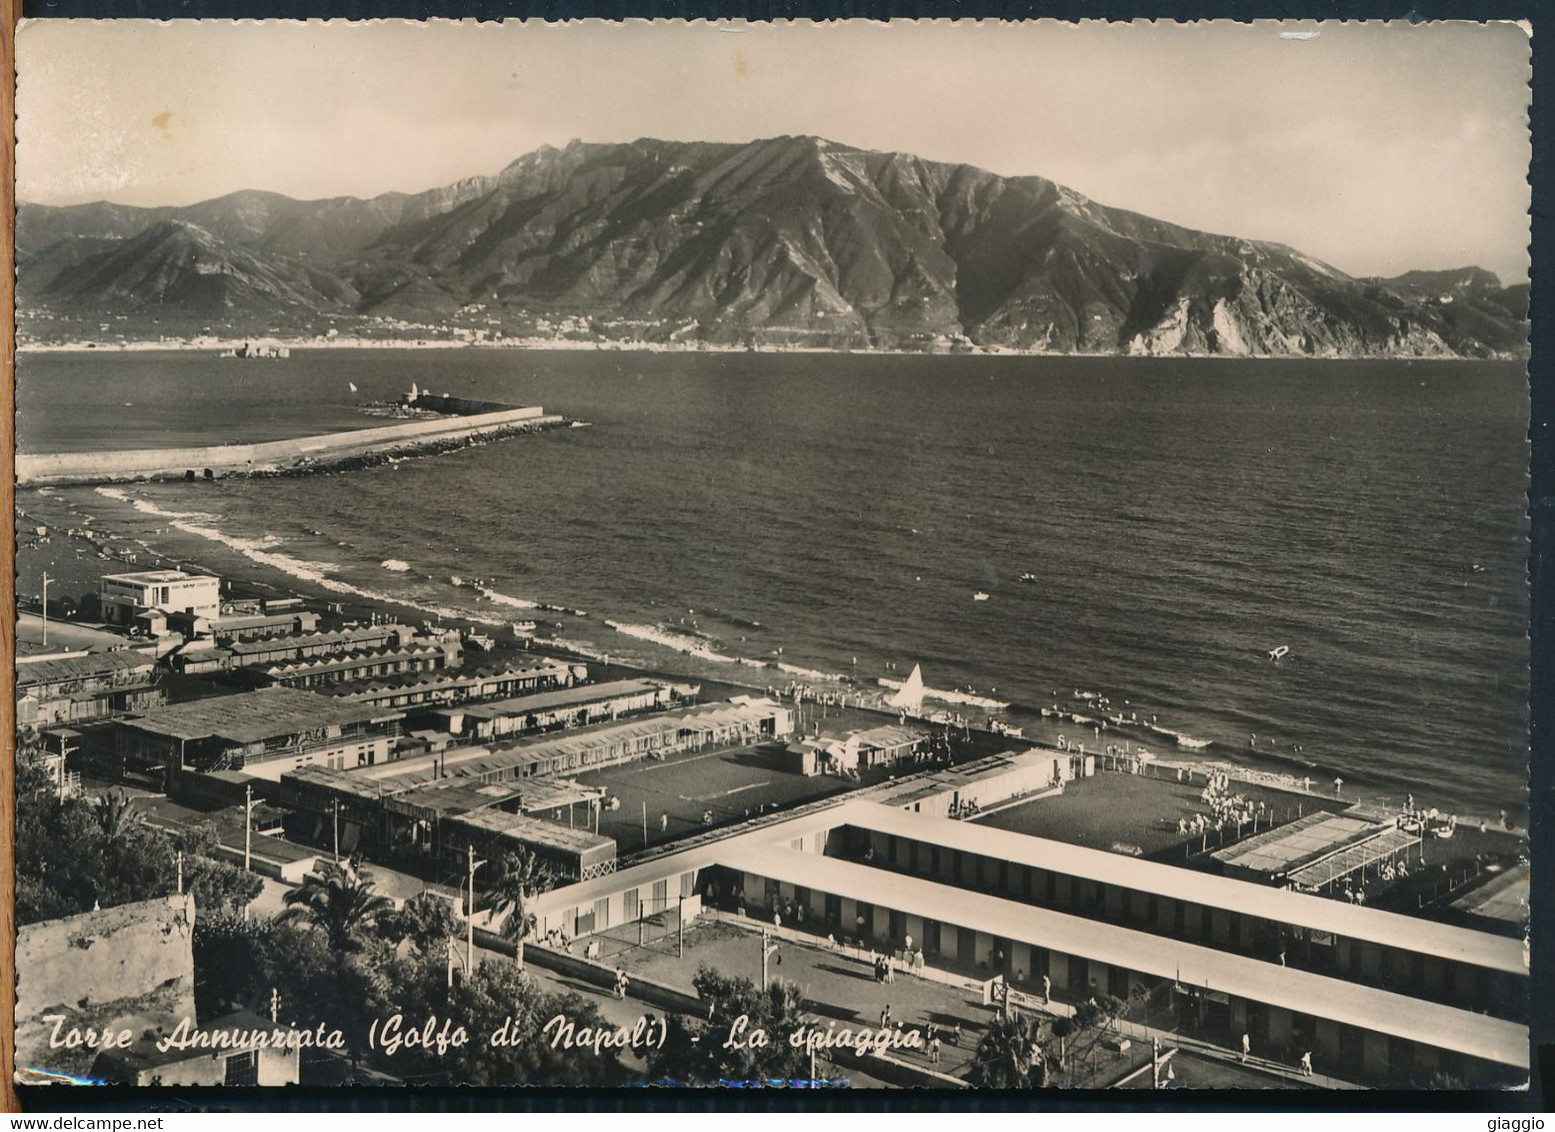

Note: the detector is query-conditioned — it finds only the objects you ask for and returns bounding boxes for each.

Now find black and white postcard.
[10,18,1535,1095]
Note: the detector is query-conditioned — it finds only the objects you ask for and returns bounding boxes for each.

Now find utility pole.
[642,801,648,847]
[761,930,779,987]
[244,785,254,872]
[677,893,685,960]
[466,845,484,976]
[270,987,280,1024]
[40,572,50,647]
[175,851,184,895]
[58,737,74,802]
[333,800,341,863]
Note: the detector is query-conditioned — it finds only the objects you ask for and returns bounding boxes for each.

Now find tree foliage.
[379,891,462,958]
[14,758,260,925]
[476,847,555,965]
[280,861,395,954]
[364,953,628,1086]
[646,966,811,1086]
[968,1010,1048,1088]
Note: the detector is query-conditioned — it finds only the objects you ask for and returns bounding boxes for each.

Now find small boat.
[1268,645,1290,661]
[973,592,990,602]
[348,381,359,393]
[1018,573,1037,583]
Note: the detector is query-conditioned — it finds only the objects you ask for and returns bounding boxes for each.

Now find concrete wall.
[18,406,551,486]
[130,1044,299,1087]
[15,894,197,1079]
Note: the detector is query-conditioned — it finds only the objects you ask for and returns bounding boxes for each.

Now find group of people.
[770,897,807,928]
[1175,774,1265,840]
[1240,1033,1316,1078]
[874,1009,960,1064]
[947,797,983,819]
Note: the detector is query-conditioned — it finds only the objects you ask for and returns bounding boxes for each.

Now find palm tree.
[93,790,143,843]
[478,848,555,969]
[968,1010,1047,1088]
[280,861,394,954]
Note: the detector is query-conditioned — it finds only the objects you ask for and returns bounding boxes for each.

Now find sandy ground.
[976,769,1343,856]
[573,742,856,851]
[975,769,1524,925]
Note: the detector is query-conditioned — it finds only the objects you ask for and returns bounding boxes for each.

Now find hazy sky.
[16,19,1532,283]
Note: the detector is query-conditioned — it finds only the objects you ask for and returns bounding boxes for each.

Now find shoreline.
[17,406,567,488]
[14,339,1528,363]
[15,481,1528,834]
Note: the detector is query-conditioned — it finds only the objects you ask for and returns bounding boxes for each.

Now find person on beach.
[1240,1033,1250,1063]
[1300,1051,1313,1077]
[1333,777,1344,796]
[1041,975,1051,1004]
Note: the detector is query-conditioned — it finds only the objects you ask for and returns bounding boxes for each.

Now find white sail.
[889,663,926,713]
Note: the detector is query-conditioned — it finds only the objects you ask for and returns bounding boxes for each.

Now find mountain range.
[16,136,1530,357]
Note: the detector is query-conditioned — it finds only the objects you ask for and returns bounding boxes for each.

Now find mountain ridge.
[17,136,1529,358]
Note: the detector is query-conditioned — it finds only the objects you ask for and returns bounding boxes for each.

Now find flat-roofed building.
[324,657,582,710]
[15,650,165,727]
[116,686,403,784]
[167,609,321,642]
[796,724,926,775]
[1212,810,1421,891]
[861,748,1068,818]
[429,678,682,740]
[837,799,1524,1020]
[443,809,616,881]
[525,794,1528,1087]
[717,841,1526,1087]
[91,1010,301,1086]
[100,570,220,626]
[255,643,450,690]
[1450,869,1529,936]
[225,624,418,668]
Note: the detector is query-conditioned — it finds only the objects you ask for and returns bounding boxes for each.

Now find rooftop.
[1213,810,1400,876]
[228,626,406,660]
[283,699,786,800]
[717,842,1528,1071]
[93,1010,294,1074]
[16,650,157,687]
[1451,868,1530,925]
[451,678,666,721]
[862,749,1059,807]
[853,800,1525,977]
[327,656,572,700]
[443,808,615,856]
[102,570,215,585]
[121,686,401,744]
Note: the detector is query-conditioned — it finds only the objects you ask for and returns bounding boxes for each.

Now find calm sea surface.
[17,349,1531,813]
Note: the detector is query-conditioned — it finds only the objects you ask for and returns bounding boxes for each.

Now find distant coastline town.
[12,390,1529,1092]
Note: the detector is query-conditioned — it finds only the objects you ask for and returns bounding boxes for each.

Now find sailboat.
[888,664,926,714]
[348,381,359,394]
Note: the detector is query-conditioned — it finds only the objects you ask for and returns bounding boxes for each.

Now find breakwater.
[18,404,560,486]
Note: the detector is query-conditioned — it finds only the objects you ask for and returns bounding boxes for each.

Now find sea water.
[16,348,1530,814]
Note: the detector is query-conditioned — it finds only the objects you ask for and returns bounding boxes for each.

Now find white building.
[100,569,221,626]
